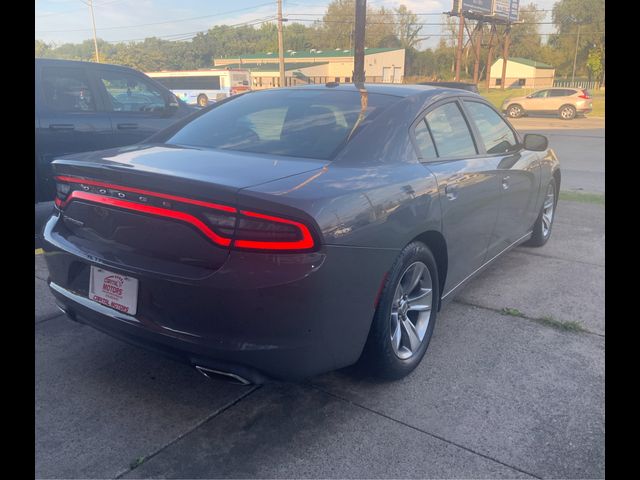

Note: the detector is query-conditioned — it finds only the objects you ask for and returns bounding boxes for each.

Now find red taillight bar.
[54,176,316,251]
[55,175,236,213]
[58,190,232,246]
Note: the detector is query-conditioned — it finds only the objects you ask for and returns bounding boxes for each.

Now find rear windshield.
[166,89,397,159]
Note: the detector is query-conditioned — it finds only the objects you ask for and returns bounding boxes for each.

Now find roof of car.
[35,57,137,72]
[284,82,477,98]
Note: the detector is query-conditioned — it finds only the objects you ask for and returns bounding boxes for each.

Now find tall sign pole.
[500,25,511,90]
[454,12,465,81]
[353,0,367,84]
[277,0,285,87]
[571,23,581,84]
[472,21,484,84]
[89,0,100,63]
[485,24,497,91]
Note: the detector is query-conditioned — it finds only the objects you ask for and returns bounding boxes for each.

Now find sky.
[35,0,559,49]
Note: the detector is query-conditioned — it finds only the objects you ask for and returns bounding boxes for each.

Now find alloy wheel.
[560,106,575,119]
[390,261,433,360]
[542,183,555,237]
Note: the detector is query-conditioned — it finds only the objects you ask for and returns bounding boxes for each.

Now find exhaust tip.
[195,365,252,385]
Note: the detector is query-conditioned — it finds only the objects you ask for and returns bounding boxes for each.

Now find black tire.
[358,242,440,380]
[559,104,576,120]
[197,94,208,107]
[524,177,557,247]
[507,104,523,118]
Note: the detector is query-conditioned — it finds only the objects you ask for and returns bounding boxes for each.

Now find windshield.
[166,88,397,160]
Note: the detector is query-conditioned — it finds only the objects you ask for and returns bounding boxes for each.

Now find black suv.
[35,58,196,234]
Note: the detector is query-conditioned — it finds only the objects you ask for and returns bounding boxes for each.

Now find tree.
[586,46,603,83]
[509,4,544,60]
[394,4,422,49]
[550,0,604,77]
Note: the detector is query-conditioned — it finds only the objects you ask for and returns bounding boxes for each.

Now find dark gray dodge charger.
[42,83,560,384]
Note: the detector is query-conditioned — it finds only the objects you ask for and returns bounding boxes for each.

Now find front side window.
[425,102,477,158]
[529,90,549,99]
[166,89,397,160]
[41,67,96,112]
[464,101,518,154]
[99,71,166,113]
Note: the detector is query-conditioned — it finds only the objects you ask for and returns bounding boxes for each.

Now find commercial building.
[489,57,555,89]
[215,48,405,88]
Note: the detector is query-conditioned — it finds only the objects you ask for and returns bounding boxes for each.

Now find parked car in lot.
[417,81,479,94]
[35,58,197,234]
[43,84,560,383]
[501,87,592,119]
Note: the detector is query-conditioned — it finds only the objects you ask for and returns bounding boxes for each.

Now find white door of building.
[393,67,402,83]
[382,67,392,83]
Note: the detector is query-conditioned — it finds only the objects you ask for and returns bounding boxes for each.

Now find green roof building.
[215,48,406,88]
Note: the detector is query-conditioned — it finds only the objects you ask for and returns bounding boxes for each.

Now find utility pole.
[353,0,366,83]
[472,22,483,85]
[500,25,511,90]
[277,0,285,87]
[571,23,581,84]
[485,24,497,91]
[454,12,464,81]
[88,0,100,62]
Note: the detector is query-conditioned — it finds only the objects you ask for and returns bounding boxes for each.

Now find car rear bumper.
[42,214,398,381]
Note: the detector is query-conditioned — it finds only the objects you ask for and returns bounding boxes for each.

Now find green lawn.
[480,87,605,117]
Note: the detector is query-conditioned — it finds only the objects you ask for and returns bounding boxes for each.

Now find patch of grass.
[537,315,587,333]
[130,456,146,470]
[501,307,588,333]
[559,191,605,205]
[500,307,525,317]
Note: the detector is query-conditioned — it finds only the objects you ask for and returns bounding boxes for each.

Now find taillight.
[54,176,316,252]
[233,210,315,251]
[578,89,591,99]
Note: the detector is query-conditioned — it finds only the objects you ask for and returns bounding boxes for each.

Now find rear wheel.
[559,104,576,120]
[507,104,523,118]
[525,178,557,247]
[359,242,439,379]
[197,94,208,107]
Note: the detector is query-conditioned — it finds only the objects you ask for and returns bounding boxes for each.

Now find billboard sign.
[454,0,493,14]
[493,0,520,21]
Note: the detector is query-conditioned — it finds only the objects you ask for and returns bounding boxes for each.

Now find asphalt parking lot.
[35,116,605,479]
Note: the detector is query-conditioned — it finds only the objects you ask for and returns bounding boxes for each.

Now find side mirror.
[523,133,548,151]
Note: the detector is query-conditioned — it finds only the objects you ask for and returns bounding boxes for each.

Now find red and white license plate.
[89,266,139,315]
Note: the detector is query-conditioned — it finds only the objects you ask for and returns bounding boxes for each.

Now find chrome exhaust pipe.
[195,365,252,385]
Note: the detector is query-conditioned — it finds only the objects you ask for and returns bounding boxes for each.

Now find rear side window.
[41,67,96,112]
[98,70,166,113]
[549,89,575,97]
[166,89,397,160]
[464,101,518,154]
[425,102,477,158]
[414,119,437,159]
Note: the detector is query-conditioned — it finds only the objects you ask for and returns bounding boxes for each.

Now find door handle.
[445,184,458,200]
[49,124,75,131]
[502,175,510,190]
[117,123,139,130]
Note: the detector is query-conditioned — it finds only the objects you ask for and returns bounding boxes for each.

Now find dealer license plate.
[89,266,139,315]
